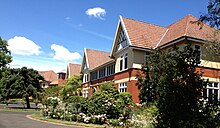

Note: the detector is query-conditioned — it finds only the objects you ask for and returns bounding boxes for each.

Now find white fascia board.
[110,17,121,58]
[84,48,90,69]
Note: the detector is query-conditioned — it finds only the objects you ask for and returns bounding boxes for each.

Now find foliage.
[129,104,157,128]
[42,96,107,125]
[0,67,44,108]
[61,75,82,101]
[200,0,220,59]
[87,82,120,119]
[0,37,12,73]
[41,82,134,126]
[65,96,86,114]
[137,43,219,127]
[42,86,62,101]
[200,0,220,29]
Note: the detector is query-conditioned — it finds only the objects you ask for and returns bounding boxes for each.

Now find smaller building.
[39,70,66,88]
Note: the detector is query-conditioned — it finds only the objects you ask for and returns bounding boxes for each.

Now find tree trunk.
[25,96,30,109]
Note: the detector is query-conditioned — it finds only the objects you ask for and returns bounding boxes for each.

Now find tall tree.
[200,0,220,29]
[0,67,44,108]
[200,0,220,59]
[137,43,218,127]
[0,37,12,76]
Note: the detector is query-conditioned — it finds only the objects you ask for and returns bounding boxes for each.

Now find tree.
[199,0,220,59]
[61,75,82,101]
[137,43,218,127]
[200,0,220,29]
[0,67,44,108]
[0,37,12,77]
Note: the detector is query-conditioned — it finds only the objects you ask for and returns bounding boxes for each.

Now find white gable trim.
[154,29,169,49]
[80,48,90,73]
[120,16,132,46]
[110,18,121,58]
[84,48,90,68]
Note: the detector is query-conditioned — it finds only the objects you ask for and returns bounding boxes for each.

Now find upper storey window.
[116,29,129,52]
[194,45,201,62]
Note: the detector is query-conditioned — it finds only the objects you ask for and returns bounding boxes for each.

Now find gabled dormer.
[110,16,132,58]
[80,48,90,83]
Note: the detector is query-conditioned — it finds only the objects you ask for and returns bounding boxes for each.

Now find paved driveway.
[0,111,82,128]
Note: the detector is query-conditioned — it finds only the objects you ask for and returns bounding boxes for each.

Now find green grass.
[30,113,112,128]
[0,107,40,113]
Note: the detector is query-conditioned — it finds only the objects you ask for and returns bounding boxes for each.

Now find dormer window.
[116,29,128,52]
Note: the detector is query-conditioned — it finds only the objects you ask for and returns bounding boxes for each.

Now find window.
[83,74,88,83]
[120,53,128,71]
[91,71,98,81]
[203,82,219,101]
[116,29,129,52]
[194,45,201,62]
[107,64,115,76]
[83,89,89,98]
[119,83,127,92]
[99,68,106,78]
[124,53,128,69]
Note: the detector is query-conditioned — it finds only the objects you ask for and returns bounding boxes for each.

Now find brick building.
[80,14,220,103]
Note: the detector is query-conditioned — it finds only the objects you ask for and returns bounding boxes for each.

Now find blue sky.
[0,0,208,72]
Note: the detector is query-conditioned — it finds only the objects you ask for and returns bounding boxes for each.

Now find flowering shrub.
[41,82,135,126]
[42,96,108,125]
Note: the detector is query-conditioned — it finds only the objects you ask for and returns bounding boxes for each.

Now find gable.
[110,16,132,58]
[80,48,89,73]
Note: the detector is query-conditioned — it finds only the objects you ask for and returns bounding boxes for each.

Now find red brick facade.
[197,67,220,78]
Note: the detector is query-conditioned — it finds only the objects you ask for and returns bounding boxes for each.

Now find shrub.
[87,82,120,119]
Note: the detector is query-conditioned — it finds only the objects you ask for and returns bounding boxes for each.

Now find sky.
[0,0,208,72]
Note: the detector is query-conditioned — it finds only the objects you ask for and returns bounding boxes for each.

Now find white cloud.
[86,7,106,20]
[8,36,41,56]
[51,44,81,61]
[65,17,71,20]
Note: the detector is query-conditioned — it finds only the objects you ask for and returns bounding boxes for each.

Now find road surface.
[0,111,82,128]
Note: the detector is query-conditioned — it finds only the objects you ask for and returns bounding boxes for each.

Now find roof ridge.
[166,14,196,28]
[155,28,169,48]
[122,17,166,29]
[184,15,190,36]
[86,48,110,53]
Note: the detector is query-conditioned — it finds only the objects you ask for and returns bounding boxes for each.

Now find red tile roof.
[68,63,81,76]
[159,14,220,46]
[86,49,112,70]
[38,70,57,82]
[122,17,167,48]
[122,14,220,49]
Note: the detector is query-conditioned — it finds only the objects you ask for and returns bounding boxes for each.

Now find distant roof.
[68,63,81,76]
[86,49,112,70]
[121,14,220,49]
[38,70,57,82]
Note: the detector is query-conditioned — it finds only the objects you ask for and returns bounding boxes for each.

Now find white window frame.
[83,74,88,83]
[203,82,220,101]
[119,82,127,92]
[120,53,128,71]
[116,29,128,52]
[83,88,89,98]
